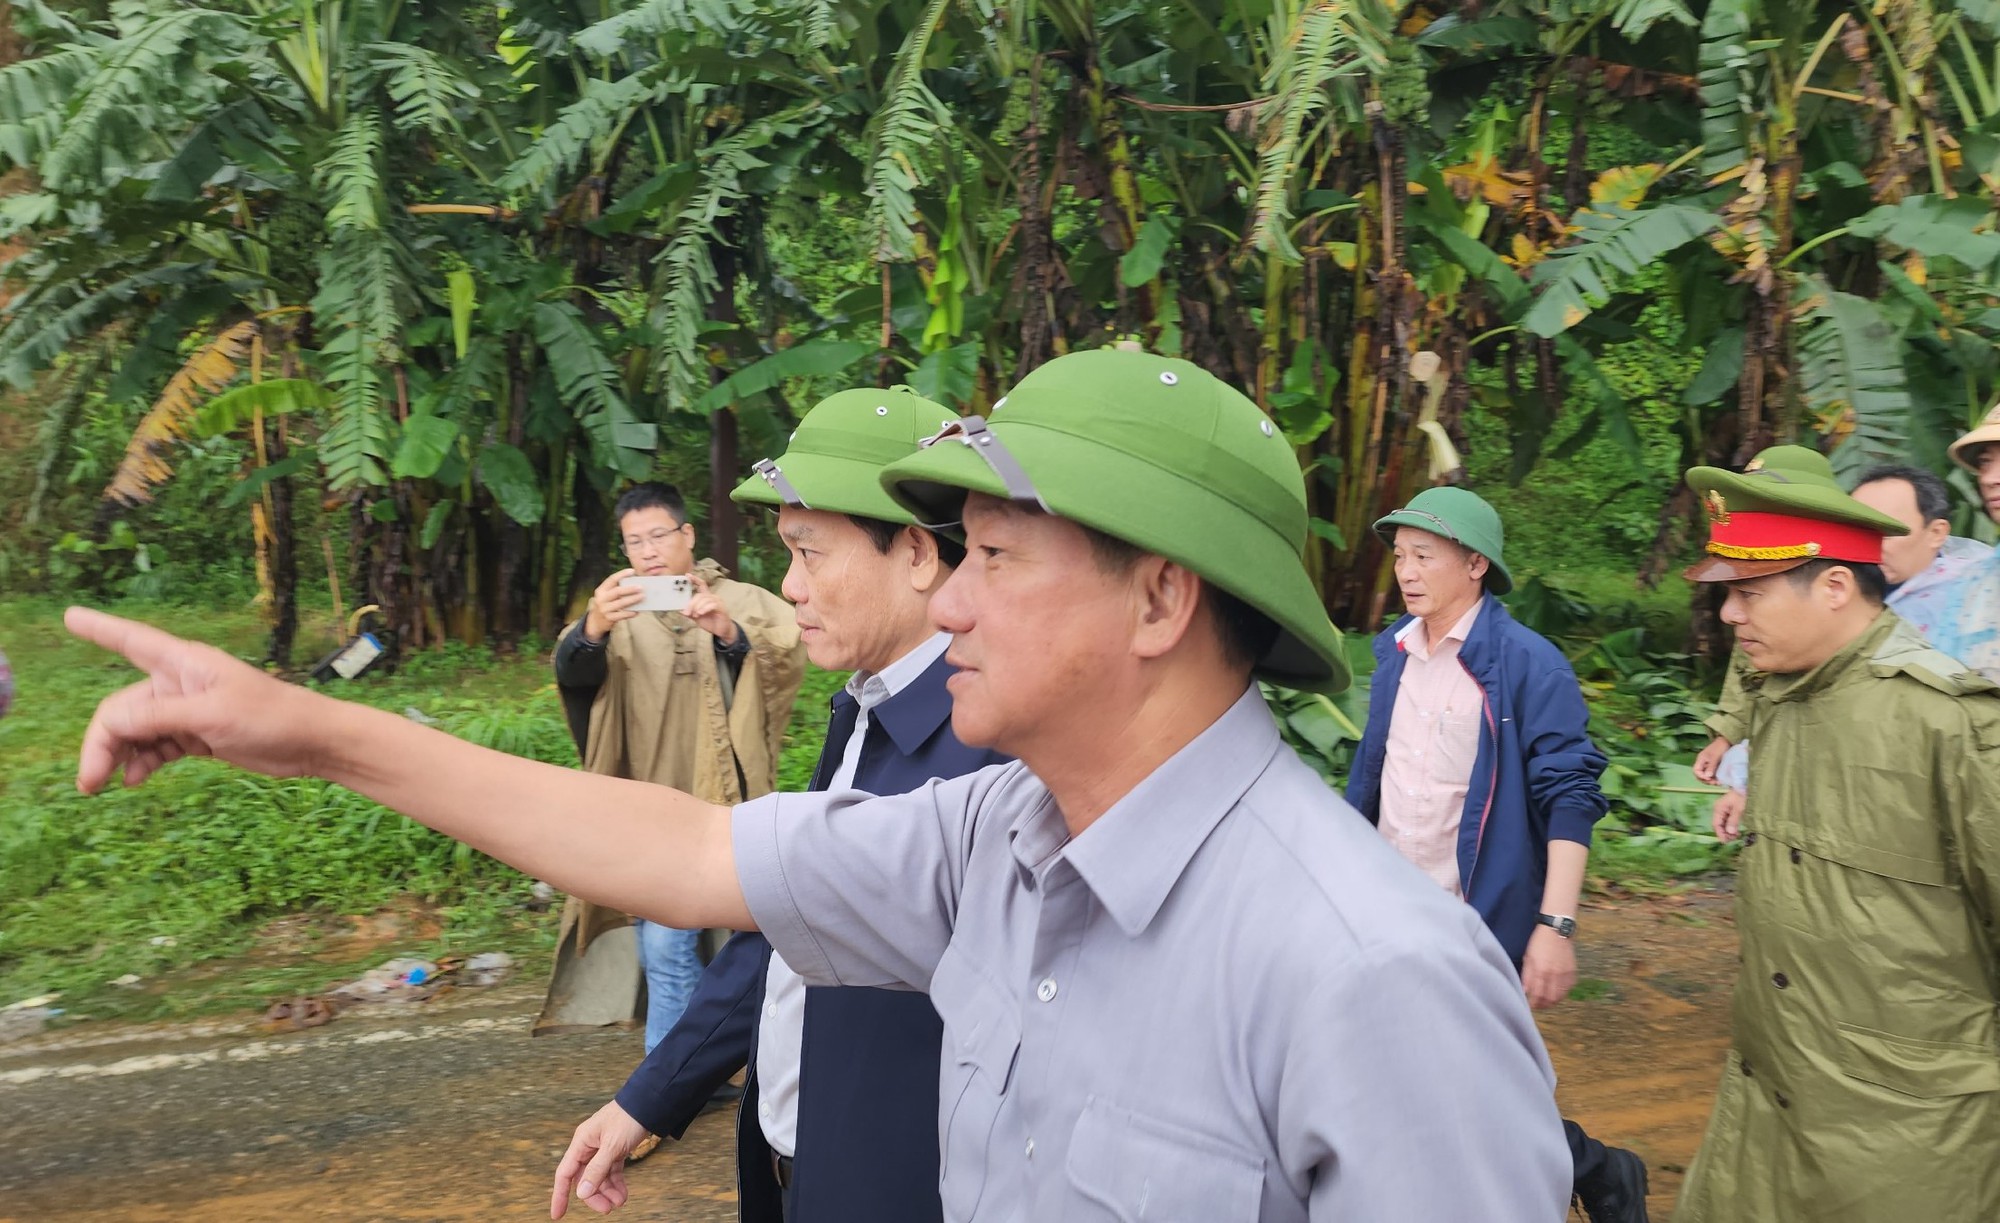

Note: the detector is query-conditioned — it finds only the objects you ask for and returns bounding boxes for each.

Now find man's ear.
[1822,565,1860,611]
[1131,557,1204,661]
[1465,549,1491,584]
[904,525,944,594]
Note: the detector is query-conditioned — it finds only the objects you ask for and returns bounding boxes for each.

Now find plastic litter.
[329,957,445,1006]
[464,952,515,987]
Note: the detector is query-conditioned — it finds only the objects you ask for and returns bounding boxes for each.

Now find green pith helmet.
[1373,486,1513,595]
[732,387,960,523]
[1682,444,1908,583]
[877,348,1349,694]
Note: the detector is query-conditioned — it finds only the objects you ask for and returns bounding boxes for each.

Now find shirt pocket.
[928,944,1021,1220]
[1065,1095,1265,1221]
[1431,706,1483,784]
[1835,1022,2000,1099]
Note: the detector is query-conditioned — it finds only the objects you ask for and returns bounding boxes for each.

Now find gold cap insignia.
[1744,456,1765,472]
[1705,489,1731,525]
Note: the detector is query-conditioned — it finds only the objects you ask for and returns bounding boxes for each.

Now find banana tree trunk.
[264,419,297,668]
[264,345,300,668]
[493,336,532,645]
[707,238,743,573]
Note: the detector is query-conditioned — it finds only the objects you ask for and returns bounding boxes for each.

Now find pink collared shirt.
[1378,602,1485,896]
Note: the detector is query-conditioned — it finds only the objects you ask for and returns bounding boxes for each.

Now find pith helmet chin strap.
[919,417,1052,513]
[750,457,811,508]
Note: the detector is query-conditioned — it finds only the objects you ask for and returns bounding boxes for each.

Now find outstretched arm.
[67,607,752,931]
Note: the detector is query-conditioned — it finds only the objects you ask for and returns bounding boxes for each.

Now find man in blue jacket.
[1345,487,1645,1223]
[549,388,1008,1222]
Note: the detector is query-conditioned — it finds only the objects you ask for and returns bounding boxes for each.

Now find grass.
[1567,977,1616,1003]
[0,595,849,1025]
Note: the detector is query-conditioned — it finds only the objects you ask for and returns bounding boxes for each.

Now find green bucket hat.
[877,348,1348,694]
[1682,444,1908,583]
[1373,487,1513,595]
[732,386,960,523]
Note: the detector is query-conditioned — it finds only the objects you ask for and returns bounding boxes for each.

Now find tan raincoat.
[1679,611,2000,1222]
[537,559,804,1030]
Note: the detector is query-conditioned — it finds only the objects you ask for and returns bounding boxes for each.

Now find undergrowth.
[0,596,847,1022]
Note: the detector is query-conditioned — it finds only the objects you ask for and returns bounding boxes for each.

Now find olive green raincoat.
[1679,611,2000,1222]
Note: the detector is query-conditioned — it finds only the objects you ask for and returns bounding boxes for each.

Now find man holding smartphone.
[551,388,1009,1221]
[544,482,806,1051]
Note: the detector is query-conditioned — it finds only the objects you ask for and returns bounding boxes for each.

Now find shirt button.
[1790,847,1802,864]
[1741,1057,1754,1077]
[1775,1091,1790,1109]
[1772,972,1789,990]
[1036,977,1058,1003]
[1744,832,1758,846]
[1025,1138,1035,1158]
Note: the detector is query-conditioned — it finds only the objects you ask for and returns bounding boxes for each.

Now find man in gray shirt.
[68,348,1571,1221]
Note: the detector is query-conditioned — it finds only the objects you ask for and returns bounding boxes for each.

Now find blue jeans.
[635,920,703,1053]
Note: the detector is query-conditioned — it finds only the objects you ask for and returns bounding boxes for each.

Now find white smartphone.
[623,575,694,612]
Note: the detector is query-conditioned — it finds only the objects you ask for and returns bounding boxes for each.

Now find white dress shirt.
[753,631,952,1157]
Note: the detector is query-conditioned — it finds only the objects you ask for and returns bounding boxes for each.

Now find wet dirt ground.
[0,890,1737,1221]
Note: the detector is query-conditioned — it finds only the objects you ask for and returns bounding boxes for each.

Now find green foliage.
[1467,272,1702,571]
[0,598,545,1012]
[1263,667,1373,787]
[1696,0,1756,178]
[692,338,878,414]
[476,442,544,525]
[1794,277,1911,480]
[0,596,852,1017]
[39,7,221,191]
[192,380,333,438]
[1248,0,1386,263]
[4,0,1997,653]
[1607,0,1696,41]
[496,67,669,198]
[1524,203,1718,337]
[775,666,848,792]
[369,42,481,132]
[1575,628,1737,880]
[1847,195,2000,268]
[532,300,653,478]
[867,0,952,263]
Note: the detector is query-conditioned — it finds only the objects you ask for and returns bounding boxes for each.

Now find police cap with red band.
[1682,445,1908,583]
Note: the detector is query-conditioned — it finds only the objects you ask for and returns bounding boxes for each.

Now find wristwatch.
[1536,913,1577,939]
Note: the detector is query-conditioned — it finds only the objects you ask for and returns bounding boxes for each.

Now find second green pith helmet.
[877,349,1349,694]
[731,387,960,523]
[1373,486,1514,595]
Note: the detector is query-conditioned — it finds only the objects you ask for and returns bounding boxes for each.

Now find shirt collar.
[855,633,957,756]
[845,632,952,709]
[1396,599,1483,661]
[1025,685,1282,937]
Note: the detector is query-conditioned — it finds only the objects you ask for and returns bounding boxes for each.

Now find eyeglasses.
[622,525,687,556]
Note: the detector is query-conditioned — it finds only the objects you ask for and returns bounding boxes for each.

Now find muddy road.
[0,891,1736,1221]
